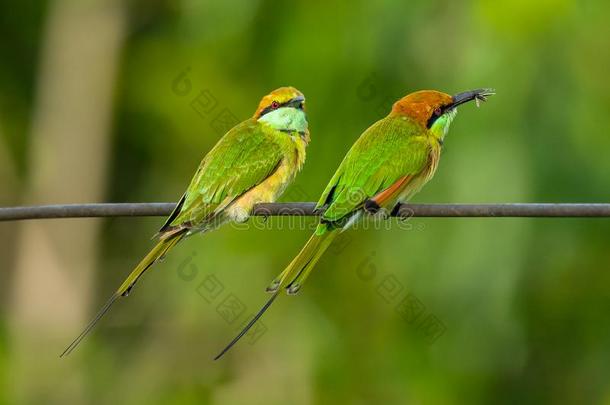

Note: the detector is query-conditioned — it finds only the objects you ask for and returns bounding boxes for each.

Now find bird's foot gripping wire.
[363,199,390,220]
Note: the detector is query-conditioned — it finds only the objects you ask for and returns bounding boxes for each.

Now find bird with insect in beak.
[215,88,494,359]
[61,86,310,356]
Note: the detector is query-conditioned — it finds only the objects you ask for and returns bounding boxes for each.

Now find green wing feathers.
[168,120,285,228]
[277,120,430,292]
[317,117,429,223]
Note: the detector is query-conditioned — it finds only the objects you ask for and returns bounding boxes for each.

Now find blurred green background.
[1,0,610,404]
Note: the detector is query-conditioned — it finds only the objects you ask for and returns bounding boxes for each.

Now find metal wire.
[1,203,610,221]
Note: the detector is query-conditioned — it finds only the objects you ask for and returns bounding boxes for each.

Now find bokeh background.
[1,0,610,404]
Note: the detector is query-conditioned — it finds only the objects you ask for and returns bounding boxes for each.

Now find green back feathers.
[170,119,292,227]
[316,116,429,223]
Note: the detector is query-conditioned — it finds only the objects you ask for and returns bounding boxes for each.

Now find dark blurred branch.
[1,203,610,221]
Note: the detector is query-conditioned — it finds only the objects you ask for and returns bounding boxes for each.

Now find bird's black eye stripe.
[259,98,303,117]
[426,106,445,128]
[259,105,275,117]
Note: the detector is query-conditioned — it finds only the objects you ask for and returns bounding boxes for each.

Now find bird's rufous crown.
[390,90,453,124]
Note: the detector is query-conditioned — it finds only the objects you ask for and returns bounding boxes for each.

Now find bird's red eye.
[271,100,280,109]
[434,107,442,116]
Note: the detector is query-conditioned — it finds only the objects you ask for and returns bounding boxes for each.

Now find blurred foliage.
[1,0,610,404]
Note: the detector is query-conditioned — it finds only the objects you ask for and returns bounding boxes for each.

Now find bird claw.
[312,205,326,216]
[363,199,381,215]
[364,200,390,220]
[232,209,250,223]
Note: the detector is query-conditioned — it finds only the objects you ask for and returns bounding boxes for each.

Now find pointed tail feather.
[60,232,185,357]
[213,290,280,360]
[214,224,338,360]
[60,292,120,357]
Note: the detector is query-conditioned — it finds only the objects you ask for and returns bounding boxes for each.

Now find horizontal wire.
[1,203,610,221]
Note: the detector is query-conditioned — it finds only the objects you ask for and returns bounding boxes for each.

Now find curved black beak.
[447,88,495,111]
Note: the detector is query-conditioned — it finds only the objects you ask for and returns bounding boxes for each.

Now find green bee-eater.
[62,86,310,356]
[216,88,494,359]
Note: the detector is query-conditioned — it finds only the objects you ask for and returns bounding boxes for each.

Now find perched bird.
[62,86,310,356]
[215,88,494,359]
